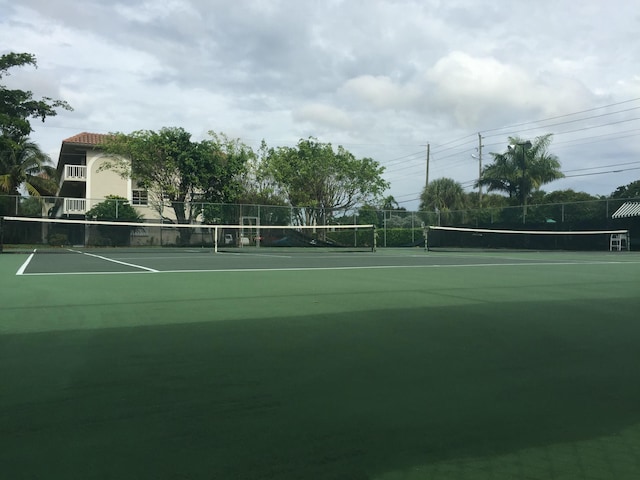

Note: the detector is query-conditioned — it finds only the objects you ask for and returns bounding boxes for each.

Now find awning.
[612,202,640,219]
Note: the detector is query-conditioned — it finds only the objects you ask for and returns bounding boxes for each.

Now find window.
[132,189,148,206]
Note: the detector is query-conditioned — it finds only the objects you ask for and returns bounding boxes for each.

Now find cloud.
[2,0,640,208]
[423,51,595,129]
[340,75,421,110]
[292,103,353,130]
[114,0,199,23]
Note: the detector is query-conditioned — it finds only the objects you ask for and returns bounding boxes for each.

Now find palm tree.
[0,136,58,197]
[381,195,401,211]
[420,178,466,211]
[478,134,563,212]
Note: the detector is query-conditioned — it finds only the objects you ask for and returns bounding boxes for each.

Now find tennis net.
[0,216,375,253]
[426,225,630,251]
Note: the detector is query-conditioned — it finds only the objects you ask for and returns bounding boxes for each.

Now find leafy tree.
[230,139,290,225]
[0,137,58,197]
[357,204,381,227]
[469,193,511,226]
[541,189,598,203]
[480,193,510,208]
[17,196,47,217]
[85,195,143,246]
[197,131,253,205]
[522,189,603,224]
[238,141,286,205]
[100,127,195,230]
[100,127,250,244]
[263,138,388,225]
[357,195,408,228]
[1,52,72,152]
[479,134,563,212]
[0,52,70,208]
[384,215,415,228]
[86,195,143,221]
[378,195,412,228]
[611,179,640,199]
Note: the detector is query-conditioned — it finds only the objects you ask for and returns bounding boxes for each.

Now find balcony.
[58,165,87,198]
[63,198,87,215]
[62,164,87,183]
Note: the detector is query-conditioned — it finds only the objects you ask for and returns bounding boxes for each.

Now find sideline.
[16,251,35,275]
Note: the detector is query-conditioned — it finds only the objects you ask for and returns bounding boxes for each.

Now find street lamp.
[508,141,532,223]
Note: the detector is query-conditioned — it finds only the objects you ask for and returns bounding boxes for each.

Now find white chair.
[610,233,629,251]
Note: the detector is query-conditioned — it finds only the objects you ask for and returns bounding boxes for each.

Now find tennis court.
[2,248,640,479]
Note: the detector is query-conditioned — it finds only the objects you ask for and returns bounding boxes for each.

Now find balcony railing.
[63,164,87,182]
[63,198,87,214]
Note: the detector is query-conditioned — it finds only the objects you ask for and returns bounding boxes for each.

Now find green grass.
[2,254,640,479]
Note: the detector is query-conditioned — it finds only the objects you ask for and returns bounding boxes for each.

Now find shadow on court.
[2,296,640,479]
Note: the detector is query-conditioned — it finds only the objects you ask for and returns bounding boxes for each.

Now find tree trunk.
[171,201,193,246]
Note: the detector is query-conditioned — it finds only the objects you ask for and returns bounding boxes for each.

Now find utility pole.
[477,133,483,206]
[425,143,430,188]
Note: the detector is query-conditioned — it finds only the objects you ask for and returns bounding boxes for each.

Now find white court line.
[68,249,159,272]
[19,271,153,276]
[156,260,640,274]
[16,251,36,275]
[105,255,215,261]
[217,251,293,258]
[18,259,640,276]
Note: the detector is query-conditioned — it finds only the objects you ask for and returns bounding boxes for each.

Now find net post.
[424,225,429,252]
[214,226,218,253]
[0,216,4,253]
[372,225,377,252]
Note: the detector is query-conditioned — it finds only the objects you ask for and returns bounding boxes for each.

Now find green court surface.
[2,249,640,479]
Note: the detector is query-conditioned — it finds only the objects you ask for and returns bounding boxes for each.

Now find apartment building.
[55,132,163,220]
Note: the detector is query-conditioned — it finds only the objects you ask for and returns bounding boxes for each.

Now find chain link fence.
[2,195,639,248]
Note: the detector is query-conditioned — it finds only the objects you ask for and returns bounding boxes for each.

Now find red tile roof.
[62,132,111,145]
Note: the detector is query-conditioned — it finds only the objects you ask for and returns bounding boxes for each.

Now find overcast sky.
[2,0,639,209]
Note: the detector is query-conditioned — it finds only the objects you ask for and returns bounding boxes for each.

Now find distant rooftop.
[62,132,111,146]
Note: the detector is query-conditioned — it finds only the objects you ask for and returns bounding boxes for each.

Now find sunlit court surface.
[2,248,640,479]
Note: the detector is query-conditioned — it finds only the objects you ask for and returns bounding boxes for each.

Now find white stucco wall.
[83,151,176,222]
[85,152,131,210]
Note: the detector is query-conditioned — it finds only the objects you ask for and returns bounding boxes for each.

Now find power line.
[564,160,640,174]
[480,97,640,135]
[480,124,640,153]
[396,195,422,205]
[563,166,640,178]
[427,133,476,151]
[386,100,640,202]
[552,128,640,147]
[427,118,639,169]
[382,149,425,164]
[421,97,640,162]
[429,137,477,155]
[484,115,640,141]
